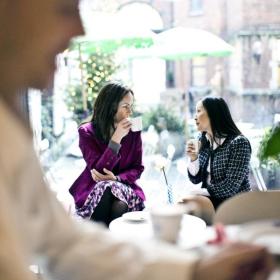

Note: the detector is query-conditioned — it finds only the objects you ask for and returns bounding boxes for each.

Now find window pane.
[190,0,203,12]
[278,64,280,88]
[192,67,206,86]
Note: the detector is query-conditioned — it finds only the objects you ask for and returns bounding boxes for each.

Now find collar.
[205,133,226,150]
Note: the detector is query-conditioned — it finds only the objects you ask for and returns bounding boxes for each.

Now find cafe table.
[110,213,280,279]
[109,211,208,249]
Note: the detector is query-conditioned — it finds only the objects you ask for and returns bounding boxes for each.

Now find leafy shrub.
[142,105,185,134]
[257,126,280,167]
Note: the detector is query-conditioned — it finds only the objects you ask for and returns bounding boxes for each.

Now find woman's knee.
[111,200,128,220]
[178,195,215,225]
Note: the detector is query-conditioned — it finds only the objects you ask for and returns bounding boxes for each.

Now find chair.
[178,195,215,225]
[250,162,267,191]
[214,191,280,225]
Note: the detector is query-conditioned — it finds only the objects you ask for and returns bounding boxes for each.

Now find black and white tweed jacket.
[188,135,251,202]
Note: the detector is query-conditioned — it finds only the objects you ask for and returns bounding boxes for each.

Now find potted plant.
[257,125,280,188]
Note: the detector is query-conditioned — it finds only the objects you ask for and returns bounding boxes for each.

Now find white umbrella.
[127,26,234,60]
[71,13,155,54]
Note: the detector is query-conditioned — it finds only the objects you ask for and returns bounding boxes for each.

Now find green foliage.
[258,126,280,167]
[142,105,185,134]
[65,52,119,124]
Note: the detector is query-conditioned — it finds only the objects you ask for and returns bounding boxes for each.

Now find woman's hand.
[186,140,200,161]
[193,243,274,280]
[91,168,117,182]
[111,118,132,144]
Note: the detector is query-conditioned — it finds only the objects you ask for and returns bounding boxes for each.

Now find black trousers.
[208,196,225,210]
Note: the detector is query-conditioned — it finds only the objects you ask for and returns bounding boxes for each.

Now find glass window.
[277,63,280,88]
[277,39,280,88]
[190,0,203,15]
[191,57,206,87]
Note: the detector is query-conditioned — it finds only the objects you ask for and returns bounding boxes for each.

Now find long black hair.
[91,81,133,142]
[200,96,242,148]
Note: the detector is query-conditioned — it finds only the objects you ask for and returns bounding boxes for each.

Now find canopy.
[127,27,234,60]
[70,13,155,54]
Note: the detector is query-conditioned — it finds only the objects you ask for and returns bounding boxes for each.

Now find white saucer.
[122,211,149,222]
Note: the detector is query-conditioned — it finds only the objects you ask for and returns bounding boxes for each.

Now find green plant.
[257,126,280,167]
[142,105,185,134]
[65,51,120,124]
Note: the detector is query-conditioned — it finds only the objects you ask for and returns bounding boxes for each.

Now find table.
[110,215,280,279]
[109,213,207,249]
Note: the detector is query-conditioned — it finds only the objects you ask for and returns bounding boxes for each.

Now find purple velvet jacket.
[69,122,145,208]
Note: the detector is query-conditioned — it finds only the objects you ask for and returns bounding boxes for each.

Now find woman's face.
[114,92,134,123]
[195,101,211,133]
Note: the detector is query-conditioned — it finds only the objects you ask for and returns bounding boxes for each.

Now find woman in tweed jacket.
[187,96,251,209]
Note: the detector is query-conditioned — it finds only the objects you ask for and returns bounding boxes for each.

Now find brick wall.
[243,0,280,28]
[241,35,272,89]
[228,91,280,127]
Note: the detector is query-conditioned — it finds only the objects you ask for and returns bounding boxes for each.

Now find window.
[277,63,280,88]
[189,0,203,15]
[191,57,206,87]
[166,61,175,88]
[277,39,280,88]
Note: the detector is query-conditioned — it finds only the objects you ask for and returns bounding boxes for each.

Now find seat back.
[250,162,267,191]
[214,191,280,225]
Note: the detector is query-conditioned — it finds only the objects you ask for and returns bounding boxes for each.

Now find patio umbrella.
[127,27,234,60]
[70,13,155,54]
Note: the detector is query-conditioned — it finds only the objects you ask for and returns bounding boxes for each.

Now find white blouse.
[188,135,226,186]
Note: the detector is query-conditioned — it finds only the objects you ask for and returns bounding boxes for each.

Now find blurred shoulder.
[230,134,250,147]
[78,122,94,133]
[78,122,96,139]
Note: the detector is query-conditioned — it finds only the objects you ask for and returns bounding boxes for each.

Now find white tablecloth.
[109,213,207,249]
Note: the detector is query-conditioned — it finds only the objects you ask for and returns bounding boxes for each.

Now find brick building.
[110,0,280,126]
[172,0,280,126]
[226,0,280,126]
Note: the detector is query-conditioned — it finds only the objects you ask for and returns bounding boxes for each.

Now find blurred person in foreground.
[186,96,251,210]
[0,0,274,280]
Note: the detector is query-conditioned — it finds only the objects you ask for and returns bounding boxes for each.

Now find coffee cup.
[150,204,186,244]
[130,116,142,132]
[187,139,199,153]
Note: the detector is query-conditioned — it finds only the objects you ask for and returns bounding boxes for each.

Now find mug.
[130,116,143,132]
[187,139,199,153]
[150,204,186,243]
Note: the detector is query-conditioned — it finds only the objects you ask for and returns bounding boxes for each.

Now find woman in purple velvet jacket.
[69,82,145,226]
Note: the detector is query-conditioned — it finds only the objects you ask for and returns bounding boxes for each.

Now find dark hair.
[200,96,241,147]
[91,81,133,142]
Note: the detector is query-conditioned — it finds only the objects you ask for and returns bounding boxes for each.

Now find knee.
[112,200,128,212]
[178,195,215,225]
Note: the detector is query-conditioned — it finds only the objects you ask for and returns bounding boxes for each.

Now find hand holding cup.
[186,139,200,161]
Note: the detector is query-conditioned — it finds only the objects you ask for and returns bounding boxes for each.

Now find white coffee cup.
[150,204,186,243]
[130,116,143,132]
[187,139,199,153]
